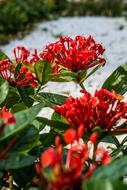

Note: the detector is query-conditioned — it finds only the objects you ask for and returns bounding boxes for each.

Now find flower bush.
[0,35,127,190]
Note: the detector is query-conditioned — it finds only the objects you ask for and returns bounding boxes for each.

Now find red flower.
[90,132,98,144]
[40,35,105,73]
[0,108,16,160]
[41,147,57,168]
[0,47,37,87]
[34,129,111,190]
[14,46,40,65]
[0,106,16,134]
[55,89,127,131]
[0,106,16,125]
[64,128,77,144]
[95,147,111,165]
[13,46,30,64]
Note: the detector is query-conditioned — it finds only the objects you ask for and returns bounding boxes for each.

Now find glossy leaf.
[37,116,70,133]
[34,60,52,85]
[18,86,34,108]
[14,63,35,107]
[12,165,36,188]
[5,86,20,108]
[83,179,127,190]
[0,103,43,141]
[101,135,119,146]
[92,155,127,179]
[0,49,8,60]
[49,71,78,78]
[14,125,39,152]
[49,69,78,82]
[5,152,35,169]
[0,78,9,105]
[38,92,67,106]
[40,130,57,147]
[32,95,54,109]
[102,63,127,94]
[11,102,27,113]
[51,111,67,123]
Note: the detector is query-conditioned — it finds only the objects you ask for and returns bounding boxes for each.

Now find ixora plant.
[0,35,127,190]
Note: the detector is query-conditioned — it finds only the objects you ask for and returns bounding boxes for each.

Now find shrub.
[0,0,67,44]
[0,35,127,189]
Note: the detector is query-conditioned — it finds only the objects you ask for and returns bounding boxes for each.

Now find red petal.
[41,148,56,168]
[64,129,77,144]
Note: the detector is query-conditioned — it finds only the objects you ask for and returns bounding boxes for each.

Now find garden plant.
[0,35,127,190]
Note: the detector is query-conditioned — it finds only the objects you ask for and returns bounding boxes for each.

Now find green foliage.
[92,156,127,179]
[0,103,43,142]
[34,61,52,85]
[38,92,67,105]
[0,0,67,44]
[0,78,9,106]
[0,42,127,189]
[0,0,125,44]
[83,179,127,190]
[102,62,127,94]
[68,0,124,17]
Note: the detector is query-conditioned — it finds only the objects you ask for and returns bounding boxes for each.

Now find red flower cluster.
[0,106,16,125]
[0,46,38,87]
[0,106,16,134]
[55,89,127,132]
[13,46,40,64]
[0,107,16,159]
[34,127,111,190]
[40,35,105,73]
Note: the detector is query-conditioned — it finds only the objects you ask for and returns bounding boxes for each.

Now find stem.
[9,175,13,190]
[79,82,86,90]
[34,84,42,97]
[111,135,120,147]
[79,65,101,85]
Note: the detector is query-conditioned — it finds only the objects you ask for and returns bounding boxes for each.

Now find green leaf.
[51,76,74,82]
[18,86,34,108]
[51,111,67,123]
[37,116,70,133]
[78,70,87,83]
[102,63,127,94]
[50,70,78,82]
[0,78,9,105]
[12,165,36,188]
[23,62,35,73]
[5,86,20,108]
[11,102,27,113]
[92,155,127,179]
[32,95,54,109]
[0,49,8,60]
[0,103,43,142]
[122,135,127,145]
[49,71,78,77]
[14,125,39,152]
[101,135,119,146]
[110,145,126,158]
[34,60,52,85]
[5,152,35,169]
[40,130,56,147]
[83,179,127,190]
[38,92,67,106]
[14,63,35,107]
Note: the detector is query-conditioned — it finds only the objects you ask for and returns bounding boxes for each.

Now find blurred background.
[0,0,127,44]
[0,0,127,97]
